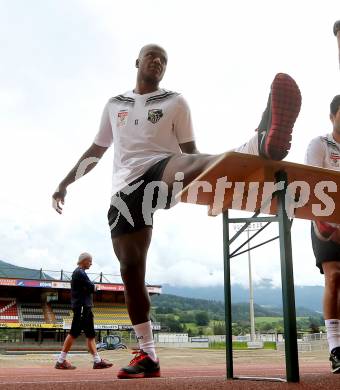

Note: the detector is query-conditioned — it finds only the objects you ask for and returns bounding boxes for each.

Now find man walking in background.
[305,95,340,373]
[55,252,113,370]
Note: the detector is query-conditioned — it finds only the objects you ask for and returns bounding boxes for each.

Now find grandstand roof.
[0,260,52,280]
[0,261,161,294]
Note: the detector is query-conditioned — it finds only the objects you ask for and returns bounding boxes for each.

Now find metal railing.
[0,267,123,284]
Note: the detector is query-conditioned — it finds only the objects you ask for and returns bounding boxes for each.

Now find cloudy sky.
[1,0,339,289]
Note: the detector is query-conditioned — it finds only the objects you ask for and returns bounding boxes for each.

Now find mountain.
[151,293,322,321]
[162,283,324,312]
[0,259,324,312]
[0,259,52,280]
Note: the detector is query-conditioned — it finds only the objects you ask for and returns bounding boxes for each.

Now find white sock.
[57,351,67,363]
[325,319,340,353]
[233,133,259,156]
[133,320,157,362]
[93,353,101,363]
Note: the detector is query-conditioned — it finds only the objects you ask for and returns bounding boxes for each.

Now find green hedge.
[263,341,276,349]
[209,341,276,350]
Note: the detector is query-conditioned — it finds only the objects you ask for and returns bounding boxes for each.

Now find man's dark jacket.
[71,267,95,309]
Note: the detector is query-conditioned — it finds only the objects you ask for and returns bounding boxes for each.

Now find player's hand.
[330,228,340,244]
[52,185,67,214]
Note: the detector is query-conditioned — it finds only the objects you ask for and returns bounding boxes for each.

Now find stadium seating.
[0,299,19,323]
[5,301,131,327]
[92,303,131,326]
[50,303,72,324]
[61,303,131,327]
[19,303,45,323]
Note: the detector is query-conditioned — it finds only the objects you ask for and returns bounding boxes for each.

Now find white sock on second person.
[325,319,340,352]
[93,353,101,363]
[57,351,67,363]
[133,320,157,362]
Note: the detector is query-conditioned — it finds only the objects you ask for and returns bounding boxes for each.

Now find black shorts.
[69,306,95,339]
[311,223,340,274]
[108,156,173,238]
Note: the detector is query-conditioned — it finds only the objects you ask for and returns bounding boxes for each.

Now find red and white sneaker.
[257,73,301,161]
[117,349,160,379]
[93,359,113,369]
[55,360,76,369]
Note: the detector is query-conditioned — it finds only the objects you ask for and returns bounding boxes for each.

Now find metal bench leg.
[223,210,233,379]
[276,170,300,383]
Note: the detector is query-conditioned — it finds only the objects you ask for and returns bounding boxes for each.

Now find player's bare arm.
[52,143,108,214]
[329,228,340,244]
[334,20,340,67]
[179,141,199,154]
[337,31,340,67]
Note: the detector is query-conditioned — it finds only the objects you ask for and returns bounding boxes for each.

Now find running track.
[0,362,338,389]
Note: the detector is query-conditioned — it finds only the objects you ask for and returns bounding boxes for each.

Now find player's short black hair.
[330,95,340,115]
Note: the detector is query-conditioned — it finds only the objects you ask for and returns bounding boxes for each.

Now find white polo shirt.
[94,89,195,195]
[305,133,340,239]
[305,133,340,170]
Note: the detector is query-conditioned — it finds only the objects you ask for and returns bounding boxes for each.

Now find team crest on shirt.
[330,152,340,167]
[117,110,128,128]
[148,109,163,124]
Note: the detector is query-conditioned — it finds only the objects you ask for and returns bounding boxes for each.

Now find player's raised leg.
[162,73,301,188]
